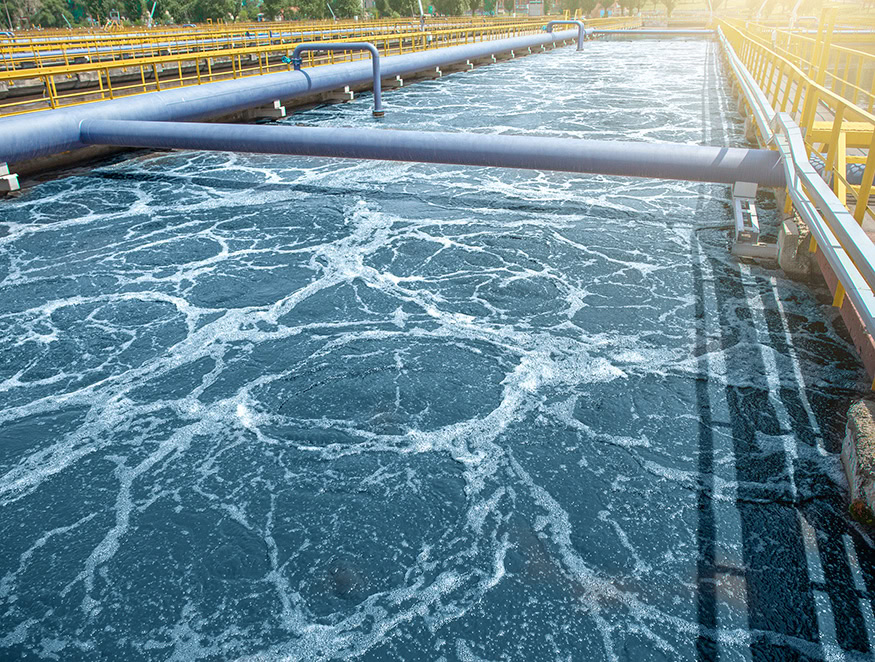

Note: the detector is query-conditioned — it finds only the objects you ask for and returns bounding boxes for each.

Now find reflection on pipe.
[291,41,384,117]
[79,119,787,188]
[545,20,587,50]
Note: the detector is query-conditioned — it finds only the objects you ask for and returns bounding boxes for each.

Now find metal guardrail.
[0,17,555,71]
[0,20,550,69]
[719,21,875,227]
[731,16,875,113]
[0,16,635,72]
[0,17,640,117]
[1,16,543,42]
[0,23,541,116]
[718,25,875,341]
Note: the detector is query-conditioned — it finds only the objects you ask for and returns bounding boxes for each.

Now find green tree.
[188,0,234,20]
[466,0,480,13]
[432,0,462,13]
[558,0,596,16]
[298,0,329,17]
[387,0,414,15]
[260,0,284,19]
[332,0,362,16]
[502,0,512,11]
[120,0,147,21]
[32,0,74,25]
[660,0,675,16]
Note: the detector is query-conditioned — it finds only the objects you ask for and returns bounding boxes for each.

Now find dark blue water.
[1,40,873,661]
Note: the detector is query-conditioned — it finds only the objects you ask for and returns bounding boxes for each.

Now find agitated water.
[1,40,873,661]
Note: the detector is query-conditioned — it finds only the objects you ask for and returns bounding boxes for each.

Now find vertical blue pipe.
[292,42,384,116]
[545,20,586,50]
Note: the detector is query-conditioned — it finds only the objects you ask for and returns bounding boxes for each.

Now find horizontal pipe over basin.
[594,29,715,36]
[0,28,577,166]
[78,119,787,187]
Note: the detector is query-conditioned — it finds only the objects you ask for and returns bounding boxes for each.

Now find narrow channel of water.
[0,40,872,661]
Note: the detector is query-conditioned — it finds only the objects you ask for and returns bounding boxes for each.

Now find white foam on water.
[0,40,866,662]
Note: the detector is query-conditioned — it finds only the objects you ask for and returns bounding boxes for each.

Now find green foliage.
[331,0,363,17]
[32,0,73,25]
[120,0,146,20]
[558,0,597,16]
[432,0,462,14]
[260,0,285,19]
[660,0,675,16]
[466,0,480,12]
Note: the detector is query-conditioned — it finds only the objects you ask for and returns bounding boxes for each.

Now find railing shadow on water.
[691,221,875,660]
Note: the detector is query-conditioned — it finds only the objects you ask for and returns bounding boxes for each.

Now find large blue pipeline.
[77,119,787,188]
[0,29,577,166]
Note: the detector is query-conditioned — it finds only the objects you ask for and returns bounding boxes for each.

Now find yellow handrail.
[720,19,875,295]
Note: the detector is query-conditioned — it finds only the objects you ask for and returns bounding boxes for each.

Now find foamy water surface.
[1,40,873,661]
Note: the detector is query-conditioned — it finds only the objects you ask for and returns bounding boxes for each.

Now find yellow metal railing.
[731,15,875,114]
[0,15,642,75]
[0,17,641,117]
[0,17,553,73]
[5,15,545,40]
[720,19,875,308]
[0,20,582,116]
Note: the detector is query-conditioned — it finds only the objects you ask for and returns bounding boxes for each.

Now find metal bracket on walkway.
[730,181,777,259]
[0,163,19,193]
[732,181,760,244]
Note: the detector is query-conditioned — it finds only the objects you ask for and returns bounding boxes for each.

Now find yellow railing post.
[813,8,836,88]
[853,131,875,226]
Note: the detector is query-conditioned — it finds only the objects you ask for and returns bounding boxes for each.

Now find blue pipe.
[292,42,383,116]
[0,29,578,165]
[594,29,714,37]
[545,20,586,50]
[78,119,787,188]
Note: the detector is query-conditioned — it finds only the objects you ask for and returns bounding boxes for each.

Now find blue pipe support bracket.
[291,42,384,117]
[545,20,587,50]
[78,119,787,188]
[0,29,577,165]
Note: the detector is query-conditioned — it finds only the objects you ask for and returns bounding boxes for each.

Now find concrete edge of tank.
[843,401,875,524]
